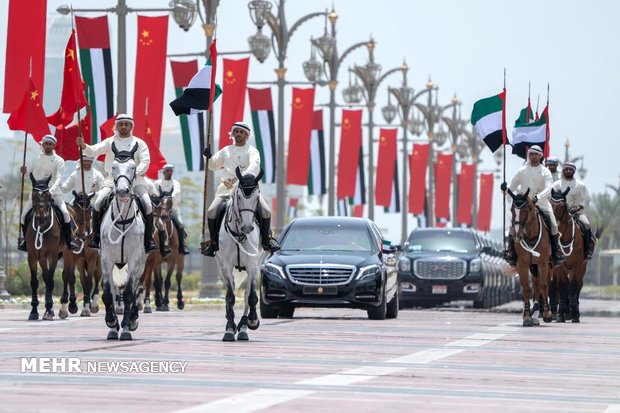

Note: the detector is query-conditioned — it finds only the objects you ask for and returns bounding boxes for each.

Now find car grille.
[286,264,356,285]
[414,259,467,280]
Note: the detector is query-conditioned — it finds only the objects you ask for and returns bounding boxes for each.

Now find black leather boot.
[551,234,565,266]
[503,235,517,266]
[17,224,27,252]
[178,226,190,255]
[202,218,219,257]
[63,222,79,251]
[260,217,280,253]
[144,213,157,253]
[88,210,101,249]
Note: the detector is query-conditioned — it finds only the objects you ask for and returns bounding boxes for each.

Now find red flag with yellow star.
[55,107,92,161]
[337,109,363,199]
[408,143,429,215]
[434,153,453,223]
[144,114,168,179]
[456,162,475,225]
[7,78,50,142]
[286,87,315,185]
[219,58,249,150]
[47,30,88,128]
[375,128,398,206]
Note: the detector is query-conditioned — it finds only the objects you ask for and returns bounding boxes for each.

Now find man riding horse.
[76,114,157,253]
[501,145,564,266]
[18,135,78,252]
[552,161,594,260]
[545,156,561,182]
[60,155,104,198]
[155,164,190,255]
[201,121,280,257]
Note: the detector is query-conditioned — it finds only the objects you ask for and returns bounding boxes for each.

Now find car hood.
[403,251,478,261]
[268,250,377,267]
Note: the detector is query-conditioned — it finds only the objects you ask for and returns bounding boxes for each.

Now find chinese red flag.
[7,79,50,142]
[144,115,168,179]
[408,143,429,214]
[456,163,475,225]
[3,0,47,114]
[55,108,92,161]
[477,173,494,232]
[375,128,398,206]
[337,109,363,198]
[219,58,249,150]
[47,30,88,127]
[286,87,315,185]
[133,16,168,146]
[434,153,453,222]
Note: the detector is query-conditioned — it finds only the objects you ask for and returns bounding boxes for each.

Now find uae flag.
[471,90,506,153]
[75,16,114,144]
[510,107,547,159]
[384,162,400,213]
[409,143,430,215]
[350,146,366,205]
[308,109,326,195]
[170,40,221,116]
[351,204,364,218]
[171,60,205,171]
[375,128,397,207]
[288,198,299,219]
[248,88,276,183]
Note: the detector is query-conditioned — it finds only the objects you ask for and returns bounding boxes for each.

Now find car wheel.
[278,304,295,318]
[367,290,387,320]
[260,298,278,319]
[386,290,399,319]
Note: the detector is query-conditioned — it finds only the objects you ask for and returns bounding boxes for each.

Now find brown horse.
[550,188,601,323]
[508,188,553,326]
[25,175,63,320]
[137,194,165,314]
[154,194,185,311]
[60,192,102,318]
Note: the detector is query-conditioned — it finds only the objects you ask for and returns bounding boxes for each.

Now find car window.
[281,223,374,251]
[407,230,477,253]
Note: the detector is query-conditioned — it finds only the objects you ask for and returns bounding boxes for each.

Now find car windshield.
[406,231,477,253]
[281,223,374,252]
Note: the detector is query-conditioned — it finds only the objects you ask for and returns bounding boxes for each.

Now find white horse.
[100,155,148,340]
[215,167,264,341]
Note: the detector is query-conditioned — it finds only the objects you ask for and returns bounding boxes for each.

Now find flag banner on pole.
[55,107,92,161]
[171,60,205,171]
[144,114,168,180]
[133,15,168,146]
[456,163,475,225]
[286,87,315,185]
[351,204,364,218]
[350,146,366,205]
[434,153,453,222]
[471,90,506,152]
[408,143,429,215]
[308,109,326,195]
[75,16,114,144]
[47,29,88,128]
[337,109,363,199]
[288,198,298,219]
[384,161,400,213]
[7,79,50,142]
[248,87,276,183]
[219,58,249,150]
[510,108,547,159]
[337,198,349,216]
[541,104,551,158]
[99,114,117,141]
[477,173,494,232]
[169,45,222,116]
[3,0,47,114]
[375,128,397,206]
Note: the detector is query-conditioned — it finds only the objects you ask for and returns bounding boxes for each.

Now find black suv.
[397,228,516,308]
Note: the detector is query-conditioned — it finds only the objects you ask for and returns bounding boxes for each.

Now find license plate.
[432,285,447,294]
[303,286,337,295]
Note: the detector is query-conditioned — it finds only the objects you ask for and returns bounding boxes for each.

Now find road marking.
[175,322,511,413]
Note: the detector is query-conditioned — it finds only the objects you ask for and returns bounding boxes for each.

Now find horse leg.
[548,267,558,321]
[42,259,56,321]
[529,265,540,315]
[223,284,236,342]
[556,269,569,323]
[154,266,163,311]
[175,263,185,310]
[144,268,153,314]
[246,267,260,331]
[539,264,553,323]
[28,257,39,320]
[90,258,101,314]
[162,263,172,311]
[570,266,585,323]
[80,262,92,317]
[68,265,78,315]
[59,263,70,319]
[517,263,533,327]
[102,279,119,340]
[119,283,134,341]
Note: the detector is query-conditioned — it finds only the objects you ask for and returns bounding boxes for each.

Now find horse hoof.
[129,319,139,332]
[247,318,260,330]
[237,331,249,341]
[80,309,91,317]
[59,308,69,320]
[551,313,557,321]
[162,304,169,312]
[69,303,78,314]
[523,318,533,327]
[543,315,553,323]
[532,318,540,326]
[120,331,132,341]
[571,317,580,323]
[107,330,118,340]
[177,301,185,310]
[222,332,236,342]
[556,315,566,323]
[144,307,152,314]
[90,304,99,314]
[105,317,118,329]
[28,312,39,321]
[115,307,124,315]
[43,311,54,321]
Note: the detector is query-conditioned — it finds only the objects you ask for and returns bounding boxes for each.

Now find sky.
[1,0,619,242]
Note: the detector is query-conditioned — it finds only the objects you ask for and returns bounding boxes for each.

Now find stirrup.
[88,235,100,249]
[145,240,157,254]
[201,240,218,256]
[17,240,27,252]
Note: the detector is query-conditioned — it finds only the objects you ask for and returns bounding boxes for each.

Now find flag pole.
[18,59,34,247]
[502,68,507,251]
[201,38,217,251]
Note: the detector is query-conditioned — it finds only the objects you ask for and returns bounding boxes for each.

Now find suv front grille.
[286,264,356,285]
[414,259,467,280]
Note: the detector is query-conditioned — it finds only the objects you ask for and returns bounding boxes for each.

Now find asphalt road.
[1,303,619,413]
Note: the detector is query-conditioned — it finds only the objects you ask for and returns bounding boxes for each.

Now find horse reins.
[224,186,260,257]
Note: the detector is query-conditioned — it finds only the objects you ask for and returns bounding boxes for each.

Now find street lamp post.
[302,10,370,217]
[349,46,403,220]
[440,95,466,228]
[247,0,328,234]
[57,0,198,113]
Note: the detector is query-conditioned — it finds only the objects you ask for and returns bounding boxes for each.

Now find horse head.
[71,191,95,231]
[158,190,174,222]
[111,158,136,202]
[30,173,53,226]
[234,166,263,234]
[508,187,536,241]
[550,187,570,222]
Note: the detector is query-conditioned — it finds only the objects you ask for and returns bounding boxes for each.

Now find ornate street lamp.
[381,93,398,124]
[248,29,271,63]
[247,0,272,29]
[342,74,365,104]
[302,40,323,83]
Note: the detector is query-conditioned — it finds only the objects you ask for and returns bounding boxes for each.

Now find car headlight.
[470,258,482,273]
[356,264,381,280]
[263,263,286,280]
[398,257,411,273]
